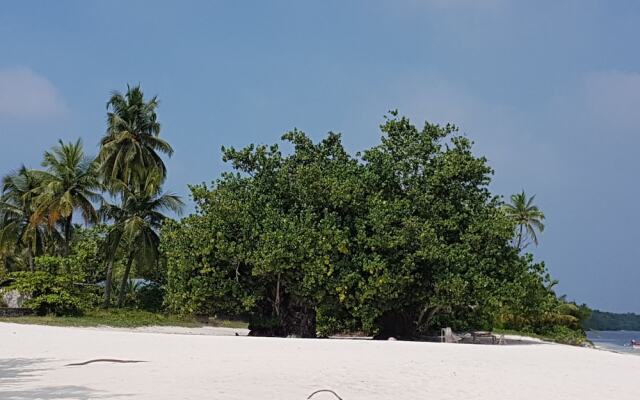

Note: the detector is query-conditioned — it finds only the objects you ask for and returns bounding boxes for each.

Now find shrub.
[8,271,98,316]
[25,292,84,316]
[541,325,587,345]
[134,284,165,312]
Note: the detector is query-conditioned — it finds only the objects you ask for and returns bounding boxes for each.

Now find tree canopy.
[33,139,101,256]
[162,113,573,338]
[99,85,173,187]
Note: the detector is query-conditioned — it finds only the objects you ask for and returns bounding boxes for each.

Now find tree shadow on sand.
[0,358,50,386]
[0,358,128,400]
[1,385,129,400]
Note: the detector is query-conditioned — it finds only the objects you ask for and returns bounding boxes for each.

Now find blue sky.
[1,1,639,312]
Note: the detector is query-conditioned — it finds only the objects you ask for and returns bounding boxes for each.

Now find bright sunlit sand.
[2,322,639,400]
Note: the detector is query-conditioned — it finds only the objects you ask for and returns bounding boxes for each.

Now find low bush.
[541,325,587,345]
[134,284,165,312]
[8,271,98,316]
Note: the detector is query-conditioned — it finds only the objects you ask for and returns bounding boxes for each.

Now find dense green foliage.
[0,85,179,313]
[7,271,98,316]
[162,113,586,340]
[101,172,183,307]
[98,85,180,307]
[0,167,46,272]
[584,310,640,331]
[98,85,173,186]
[0,85,589,344]
[33,139,101,256]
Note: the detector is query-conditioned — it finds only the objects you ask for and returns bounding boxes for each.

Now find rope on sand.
[65,359,146,366]
[307,389,343,400]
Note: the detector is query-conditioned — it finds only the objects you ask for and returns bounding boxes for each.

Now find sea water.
[587,330,640,354]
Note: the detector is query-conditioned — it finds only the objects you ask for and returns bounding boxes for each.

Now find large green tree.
[164,113,556,338]
[33,139,101,256]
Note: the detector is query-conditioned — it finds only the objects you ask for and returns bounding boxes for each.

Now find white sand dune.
[1,322,639,400]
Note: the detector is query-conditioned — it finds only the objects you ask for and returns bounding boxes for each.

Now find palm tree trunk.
[63,214,73,256]
[516,224,524,250]
[103,258,115,308]
[26,246,35,272]
[117,251,135,308]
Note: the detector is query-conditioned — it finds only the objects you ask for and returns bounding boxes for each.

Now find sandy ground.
[80,325,251,337]
[1,322,639,400]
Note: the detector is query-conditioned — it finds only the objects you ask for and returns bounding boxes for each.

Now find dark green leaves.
[164,113,567,338]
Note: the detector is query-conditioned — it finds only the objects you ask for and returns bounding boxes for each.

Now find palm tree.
[0,167,46,271]
[98,85,173,188]
[33,139,101,255]
[101,172,183,307]
[503,191,545,250]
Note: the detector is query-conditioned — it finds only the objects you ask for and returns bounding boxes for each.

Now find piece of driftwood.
[66,359,146,366]
[307,389,343,400]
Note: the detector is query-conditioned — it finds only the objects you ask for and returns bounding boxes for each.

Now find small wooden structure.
[440,327,462,343]
[471,331,505,344]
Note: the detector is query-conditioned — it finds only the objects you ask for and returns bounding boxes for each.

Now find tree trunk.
[63,214,73,257]
[274,273,281,316]
[416,305,441,332]
[374,311,417,340]
[117,252,135,308]
[283,305,317,338]
[26,246,35,272]
[516,224,524,250]
[103,258,115,308]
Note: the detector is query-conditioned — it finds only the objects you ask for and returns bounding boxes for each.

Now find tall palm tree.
[101,172,183,307]
[33,139,101,255]
[503,191,545,250]
[0,167,46,272]
[98,85,173,188]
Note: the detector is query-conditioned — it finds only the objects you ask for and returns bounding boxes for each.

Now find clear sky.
[1,1,638,312]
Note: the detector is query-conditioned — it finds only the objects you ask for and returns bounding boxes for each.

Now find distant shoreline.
[587,330,640,356]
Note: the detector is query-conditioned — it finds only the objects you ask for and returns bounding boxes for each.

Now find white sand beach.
[1,322,639,400]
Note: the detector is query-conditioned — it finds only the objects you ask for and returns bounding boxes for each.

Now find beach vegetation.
[98,85,180,307]
[100,171,183,308]
[32,139,101,256]
[162,112,589,341]
[0,92,589,344]
[0,167,46,272]
[7,271,97,316]
[0,309,203,328]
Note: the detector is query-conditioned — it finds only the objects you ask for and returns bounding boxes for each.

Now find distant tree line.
[584,310,640,331]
